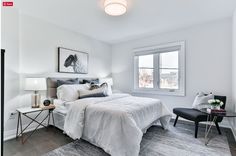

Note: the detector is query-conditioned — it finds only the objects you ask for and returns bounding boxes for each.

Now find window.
[159,51,179,89]
[138,55,154,88]
[134,41,185,96]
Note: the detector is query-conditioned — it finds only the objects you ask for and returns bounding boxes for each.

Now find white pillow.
[57,84,89,101]
[106,83,112,95]
[79,84,108,99]
[192,92,214,109]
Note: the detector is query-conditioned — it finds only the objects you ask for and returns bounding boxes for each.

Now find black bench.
[173,95,226,138]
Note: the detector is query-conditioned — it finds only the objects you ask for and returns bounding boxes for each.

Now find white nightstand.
[16,104,55,144]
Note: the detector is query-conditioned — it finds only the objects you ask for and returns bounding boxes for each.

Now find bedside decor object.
[25,78,47,108]
[58,47,88,74]
[208,99,224,110]
[104,0,127,16]
[43,99,51,106]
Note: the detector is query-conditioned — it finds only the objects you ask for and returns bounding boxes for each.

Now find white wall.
[112,18,232,126]
[1,9,20,134]
[19,14,112,78]
[232,9,236,135]
[2,12,112,139]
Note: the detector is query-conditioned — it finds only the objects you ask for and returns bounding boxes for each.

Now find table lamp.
[25,78,46,108]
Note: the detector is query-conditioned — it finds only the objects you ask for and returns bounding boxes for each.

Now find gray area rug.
[43,125,231,156]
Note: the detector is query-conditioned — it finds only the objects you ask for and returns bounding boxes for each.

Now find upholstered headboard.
[47,77,98,99]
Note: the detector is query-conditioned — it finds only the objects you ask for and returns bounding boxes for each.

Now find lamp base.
[31,105,40,108]
[31,93,41,108]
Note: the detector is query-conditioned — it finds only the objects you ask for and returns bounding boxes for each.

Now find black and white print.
[58,47,88,74]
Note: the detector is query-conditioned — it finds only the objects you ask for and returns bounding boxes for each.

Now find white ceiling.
[17,0,236,44]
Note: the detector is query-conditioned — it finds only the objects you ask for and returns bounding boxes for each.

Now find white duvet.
[64,93,171,156]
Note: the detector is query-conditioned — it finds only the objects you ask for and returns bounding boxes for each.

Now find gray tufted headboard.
[47,77,97,99]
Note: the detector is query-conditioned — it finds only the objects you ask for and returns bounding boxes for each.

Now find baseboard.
[4,122,47,141]
[230,126,236,141]
[228,120,236,141]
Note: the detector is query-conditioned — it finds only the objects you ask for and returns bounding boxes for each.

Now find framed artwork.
[58,47,88,74]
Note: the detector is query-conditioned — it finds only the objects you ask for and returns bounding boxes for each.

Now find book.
[207,108,226,114]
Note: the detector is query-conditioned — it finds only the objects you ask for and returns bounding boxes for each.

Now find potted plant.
[208,99,224,110]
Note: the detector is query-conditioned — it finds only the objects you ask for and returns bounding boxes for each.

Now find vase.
[211,105,220,110]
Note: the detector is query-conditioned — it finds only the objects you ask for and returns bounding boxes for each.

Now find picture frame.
[58,47,88,74]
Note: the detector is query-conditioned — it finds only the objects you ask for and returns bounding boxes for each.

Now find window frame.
[137,54,154,89]
[133,41,186,96]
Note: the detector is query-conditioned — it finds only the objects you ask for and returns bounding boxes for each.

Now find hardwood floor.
[3,121,236,156]
[4,126,73,156]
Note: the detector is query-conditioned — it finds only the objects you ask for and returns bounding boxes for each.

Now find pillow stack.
[56,78,113,101]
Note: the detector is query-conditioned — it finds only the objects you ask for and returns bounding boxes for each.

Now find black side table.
[200,108,236,145]
[16,104,55,144]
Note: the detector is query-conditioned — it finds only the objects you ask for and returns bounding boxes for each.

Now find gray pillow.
[82,79,99,85]
[57,78,81,87]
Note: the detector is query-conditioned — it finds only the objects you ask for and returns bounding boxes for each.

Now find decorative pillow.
[192,92,214,109]
[89,82,106,90]
[57,84,90,101]
[57,78,81,87]
[90,83,112,96]
[82,79,99,85]
[79,84,108,99]
[90,84,100,90]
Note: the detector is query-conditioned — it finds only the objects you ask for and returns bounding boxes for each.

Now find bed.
[47,77,172,156]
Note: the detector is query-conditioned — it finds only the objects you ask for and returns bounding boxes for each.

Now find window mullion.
[134,56,139,90]
[153,54,159,90]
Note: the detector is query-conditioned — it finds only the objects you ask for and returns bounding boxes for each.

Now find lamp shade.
[24,78,47,91]
[99,77,113,86]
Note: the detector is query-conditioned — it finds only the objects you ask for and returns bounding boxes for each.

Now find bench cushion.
[173,108,208,122]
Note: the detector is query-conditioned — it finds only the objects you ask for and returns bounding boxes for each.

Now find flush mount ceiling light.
[104,0,127,16]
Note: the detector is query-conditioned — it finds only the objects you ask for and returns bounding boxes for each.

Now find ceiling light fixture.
[104,0,127,16]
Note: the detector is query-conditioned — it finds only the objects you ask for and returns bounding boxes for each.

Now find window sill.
[132,89,185,97]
